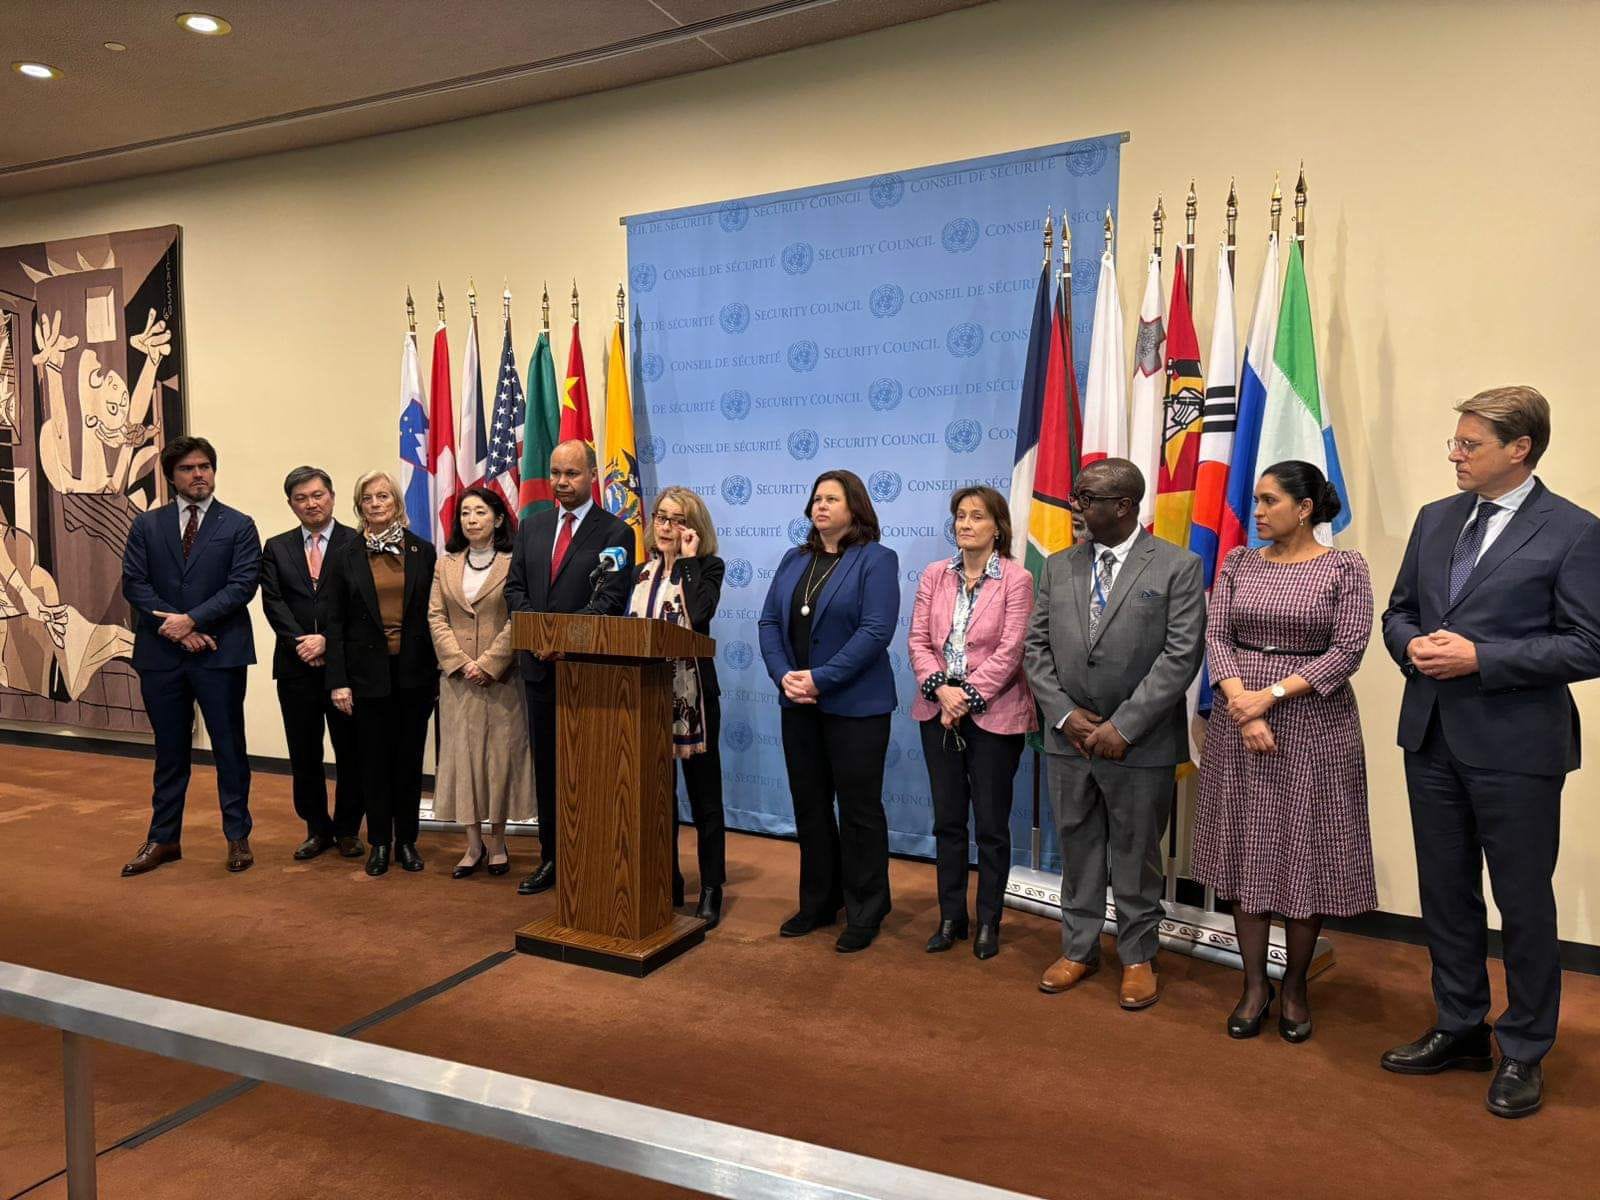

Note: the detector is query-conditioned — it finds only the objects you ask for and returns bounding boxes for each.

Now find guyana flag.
[1153,252,1204,547]
[1029,264,1081,569]
[517,329,562,518]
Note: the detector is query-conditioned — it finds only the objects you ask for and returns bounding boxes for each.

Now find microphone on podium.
[588,545,627,602]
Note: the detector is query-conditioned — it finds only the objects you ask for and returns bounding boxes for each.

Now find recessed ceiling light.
[176,12,232,36]
[11,61,62,80]
[104,41,128,52]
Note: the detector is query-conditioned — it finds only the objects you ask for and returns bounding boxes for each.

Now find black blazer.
[506,504,635,688]
[1382,478,1600,775]
[321,530,439,699]
[631,553,724,699]
[259,521,359,681]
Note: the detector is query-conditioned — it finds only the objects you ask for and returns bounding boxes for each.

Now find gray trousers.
[1046,752,1172,965]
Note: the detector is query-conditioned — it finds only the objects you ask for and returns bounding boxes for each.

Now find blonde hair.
[351,469,407,529]
[1455,386,1550,467]
[652,486,718,556]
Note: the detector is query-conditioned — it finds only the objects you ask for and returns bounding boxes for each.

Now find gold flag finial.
[1153,194,1165,260]
[616,281,626,323]
[1061,213,1072,269]
[541,282,550,332]
[405,286,416,335]
[1185,180,1197,228]
[467,278,478,319]
[502,280,511,322]
[1184,182,1197,303]
[1225,177,1239,281]
[1042,207,1053,266]
[435,282,445,325]
[571,279,580,323]
[1294,161,1307,243]
[1104,206,1114,255]
[1270,172,1283,240]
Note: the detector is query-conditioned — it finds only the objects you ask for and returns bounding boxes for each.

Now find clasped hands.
[1214,689,1277,754]
[934,684,969,729]
[153,610,215,654]
[1407,630,1478,679]
[461,661,493,687]
[1062,708,1130,761]
[781,669,818,704]
[294,633,325,667]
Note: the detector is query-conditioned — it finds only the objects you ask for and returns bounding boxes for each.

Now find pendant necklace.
[799,552,840,617]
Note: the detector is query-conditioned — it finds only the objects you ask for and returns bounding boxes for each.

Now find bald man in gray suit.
[1024,459,1206,1010]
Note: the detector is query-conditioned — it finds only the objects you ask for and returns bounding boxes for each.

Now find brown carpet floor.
[0,744,1594,1198]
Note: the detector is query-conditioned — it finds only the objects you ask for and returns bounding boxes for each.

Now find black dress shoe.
[835,926,876,953]
[337,836,366,858]
[1226,986,1274,1039]
[293,834,333,861]
[972,923,1000,960]
[486,854,511,877]
[365,843,391,877]
[452,849,486,879]
[1279,1011,1314,1043]
[1381,1025,1494,1075]
[1486,1058,1543,1118]
[925,918,969,953]
[395,843,424,872]
[694,886,723,929]
[779,910,839,937]
[518,861,556,895]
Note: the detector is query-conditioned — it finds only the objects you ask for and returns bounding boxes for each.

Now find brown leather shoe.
[227,838,254,873]
[336,836,366,858]
[1120,961,1159,1009]
[1039,956,1099,994]
[121,840,181,877]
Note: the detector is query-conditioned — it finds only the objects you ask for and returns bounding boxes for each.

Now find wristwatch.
[1270,683,1287,700]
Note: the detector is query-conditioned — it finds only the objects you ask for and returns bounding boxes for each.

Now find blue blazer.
[122,499,261,671]
[758,541,899,717]
[1382,478,1600,775]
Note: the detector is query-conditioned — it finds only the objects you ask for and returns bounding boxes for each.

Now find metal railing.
[0,962,1042,1200]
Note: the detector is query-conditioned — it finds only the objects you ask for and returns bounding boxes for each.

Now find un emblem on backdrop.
[726,557,753,587]
[640,352,665,382]
[869,174,905,208]
[787,339,819,372]
[639,435,667,465]
[944,418,983,454]
[868,377,903,412]
[718,200,749,232]
[869,283,904,319]
[868,470,903,503]
[724,640,755,670]
[782,241,815,275]
[1064,141,1108,177]
[629,263,657,293]
[787,428,820,461]
[719,301,751,335]
[720,388,751,421]
[884,739,902,770]
[1072,253,1099,297]
[946,321,984,358]
[941,216,981,253]
[725,719,754,753]
[788,516,813,546]
[943,516,958,546]
[721,474,752,506]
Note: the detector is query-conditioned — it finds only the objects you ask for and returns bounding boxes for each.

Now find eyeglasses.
[1445,437,1493,456]
[652,513,688,528]
[1067,490,1128,512]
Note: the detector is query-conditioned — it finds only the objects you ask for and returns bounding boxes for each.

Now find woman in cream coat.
[428,486,534,877]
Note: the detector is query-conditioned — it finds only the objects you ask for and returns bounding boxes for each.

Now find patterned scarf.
[364,523,405,556]
[627,555,707,758]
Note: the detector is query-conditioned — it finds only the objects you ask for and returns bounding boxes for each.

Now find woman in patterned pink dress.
[1194,460,1377,1044]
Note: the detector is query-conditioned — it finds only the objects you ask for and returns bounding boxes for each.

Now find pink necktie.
[306,533,324,586]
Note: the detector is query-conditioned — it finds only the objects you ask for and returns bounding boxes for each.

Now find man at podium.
[506,440,635,896]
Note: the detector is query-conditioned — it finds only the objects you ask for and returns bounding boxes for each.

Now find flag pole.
[502,281,511,324]
[1152,194,1165,262]
[467,279,478,320]
[1225,178,1238,283]
[435,282,446,326]
[1270,173,1283,242]
[405,287,417,337]
[1294,162,1308,246]
[1104,206,1114,257]
[571,279,581,323]
[616,281,626,325]
[1042,206,1053,266]
[1184,181,1197,306]
[541,282,550,333]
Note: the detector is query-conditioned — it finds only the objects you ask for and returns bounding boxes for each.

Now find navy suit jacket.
[758,541,899,717]
[1382,478,1600,775]
[122,499,261,671]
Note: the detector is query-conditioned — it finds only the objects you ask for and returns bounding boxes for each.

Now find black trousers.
[920,717,1024,926]
[675,697,726,891]
[1405,714,1564,1063]
[276,675,362,839]
[780,707,891,931]
[526,686,558,863]
[140,664,251,844]
[355,660,433,847]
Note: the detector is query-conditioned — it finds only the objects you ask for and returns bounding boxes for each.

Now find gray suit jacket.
[1023,529,1206,767]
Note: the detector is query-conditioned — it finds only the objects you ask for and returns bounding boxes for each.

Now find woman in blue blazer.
[759,469,900,952]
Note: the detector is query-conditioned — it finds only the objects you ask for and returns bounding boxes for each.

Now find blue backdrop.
[625,133,1122,860]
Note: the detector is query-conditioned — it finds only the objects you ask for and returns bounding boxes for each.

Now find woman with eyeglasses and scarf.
[908,485,1036,960]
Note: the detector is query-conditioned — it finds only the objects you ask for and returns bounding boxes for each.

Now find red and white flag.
[427,321,459,544]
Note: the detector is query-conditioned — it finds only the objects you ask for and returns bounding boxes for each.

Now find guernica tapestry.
[0,224,186,733]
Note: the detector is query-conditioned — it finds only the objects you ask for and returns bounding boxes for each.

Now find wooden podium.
[510,612,715,976]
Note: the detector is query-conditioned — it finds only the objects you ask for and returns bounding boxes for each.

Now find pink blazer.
[908,556,1037,735]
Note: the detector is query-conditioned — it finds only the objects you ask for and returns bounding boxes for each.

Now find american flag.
[486,316,524,510]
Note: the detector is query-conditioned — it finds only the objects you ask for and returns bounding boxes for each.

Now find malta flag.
[560,322,601,503]
[1256,239,1351,543]
[1153,253,1204,547]
[1081,247,1126,468]
[1007,261,1053,574]
[1129,254,1165,529]
[398,332,431,536]
[603,318,645,560]
[518,328,562,518]
[427,322,459,545]
[457,311,487,488]
[1222,234,1281,563]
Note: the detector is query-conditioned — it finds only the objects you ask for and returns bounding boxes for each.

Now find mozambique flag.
[603,318,645,560]
[560,321,601,502]
[1153,253,1204,547]
[517,328,562,518]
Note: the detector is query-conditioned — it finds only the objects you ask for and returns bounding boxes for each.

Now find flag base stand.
[1004,865,1336,980]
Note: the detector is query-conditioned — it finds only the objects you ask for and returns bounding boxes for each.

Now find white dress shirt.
[1471,473,1537,563]
[177,494,215,533]
[550,498,592,558]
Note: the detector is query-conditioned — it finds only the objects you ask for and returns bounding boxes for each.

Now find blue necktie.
[1447,500,1493,604]
[1089,549,1115,637]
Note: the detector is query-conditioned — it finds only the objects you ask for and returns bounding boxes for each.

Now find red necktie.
[550,512,576,581]
[182,504,199,559]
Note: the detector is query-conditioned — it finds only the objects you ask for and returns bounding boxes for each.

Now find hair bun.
[1316,481,1344,525]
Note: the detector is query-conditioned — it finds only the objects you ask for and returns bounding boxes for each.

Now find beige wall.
[4,0,1597,941]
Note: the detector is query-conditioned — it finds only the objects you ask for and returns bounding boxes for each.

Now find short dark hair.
[950,485,1012,558]
[160,436,217,482]
[1260,459,1343,525]
[283,465,333,498]
[445,486,516,554]
[804,468,880,554]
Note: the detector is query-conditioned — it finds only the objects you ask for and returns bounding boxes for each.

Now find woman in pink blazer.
[908,485,1037,960]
